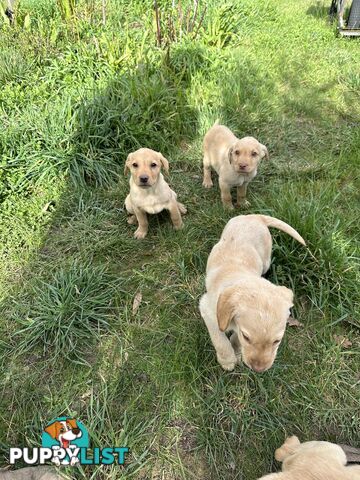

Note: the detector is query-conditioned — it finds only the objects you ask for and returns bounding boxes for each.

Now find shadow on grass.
[306,2,332,19]
[0,49,201,477]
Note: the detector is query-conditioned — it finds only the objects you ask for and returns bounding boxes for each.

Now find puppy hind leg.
[125,195,137,225]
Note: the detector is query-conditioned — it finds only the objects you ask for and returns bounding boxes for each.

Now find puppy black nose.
[140,175,149,184]
[72,428,80,435]
[239,164,248,170]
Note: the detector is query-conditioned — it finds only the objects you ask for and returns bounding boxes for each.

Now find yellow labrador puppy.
[258,436,360,479]
[199,214,305,372]
[124,148,186,239]
[202,122,269,209]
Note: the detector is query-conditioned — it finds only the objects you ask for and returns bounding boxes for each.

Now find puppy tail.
[259,215,306,246]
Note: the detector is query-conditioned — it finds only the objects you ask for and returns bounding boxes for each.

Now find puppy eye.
[59,428,65,433]
[242,332,251,343]
[132,163,138,168]
[273,340,281,345]
[251,151,258,157]
[234,150,240,155]
[150,163,157,168]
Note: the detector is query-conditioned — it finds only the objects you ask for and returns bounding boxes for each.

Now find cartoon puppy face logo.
[44,418,82,449]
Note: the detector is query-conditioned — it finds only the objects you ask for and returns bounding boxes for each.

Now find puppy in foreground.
[258,435,360,479]
[124,148,186,239]
[0,467,61,480]
[202,122,269,209]
[199,214,305,372]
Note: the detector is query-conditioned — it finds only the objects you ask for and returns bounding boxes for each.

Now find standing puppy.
[199,215,305,372]
[125,148,186,239]
[258,436,360,479]
[203,122,269,209]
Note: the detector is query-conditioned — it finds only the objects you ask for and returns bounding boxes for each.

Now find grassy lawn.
[0,0,359,478]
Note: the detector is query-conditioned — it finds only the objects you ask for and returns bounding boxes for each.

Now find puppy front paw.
[173,220,184,231]
[202,179,213,188]
[217,354,237,371]
[134,228,147,239]
[236,199,250,208]
[178,203,187,215]
[127,215,137,225]
[223,202,234,210]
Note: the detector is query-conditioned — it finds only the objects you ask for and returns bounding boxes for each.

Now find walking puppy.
[202,122,269,209]
[199,214,305,372]
[124,148,186,239]
[258,435,360,479]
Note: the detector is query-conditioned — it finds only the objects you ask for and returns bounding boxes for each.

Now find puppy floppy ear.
[275,436,300,462]
[44,421,60,439]
[158,153,169,174]
[277,286,294,307]
[124,153,133,175]
[260,143,269,160]
[217,287,237,332]
[228,146,234,164]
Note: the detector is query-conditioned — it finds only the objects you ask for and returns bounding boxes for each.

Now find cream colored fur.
[199,214,305,372]
[202,122,269,209]
[258,436,360,479]
[124,148,186,239]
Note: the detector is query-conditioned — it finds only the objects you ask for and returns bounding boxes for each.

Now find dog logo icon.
[42,417,89,466]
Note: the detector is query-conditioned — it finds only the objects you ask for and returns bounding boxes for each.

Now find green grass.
[0,0,359,478]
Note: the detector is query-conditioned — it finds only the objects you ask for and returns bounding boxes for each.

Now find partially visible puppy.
[258,436,360,479]
[203,122,269,209]
[124,148,186,239]
[199,214,305,372]
[0,467,62,480]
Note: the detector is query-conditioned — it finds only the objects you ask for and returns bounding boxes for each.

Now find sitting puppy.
[258,435,360,479]
[202,122,269,209]
[124,148,186,239]
[199,214,305,372]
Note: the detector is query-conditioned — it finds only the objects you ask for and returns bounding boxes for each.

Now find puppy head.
[217,284,293,372]
[44,418,81,441]
[124,148,169,187]
[228,136,269,174]
[275,436,301,462]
